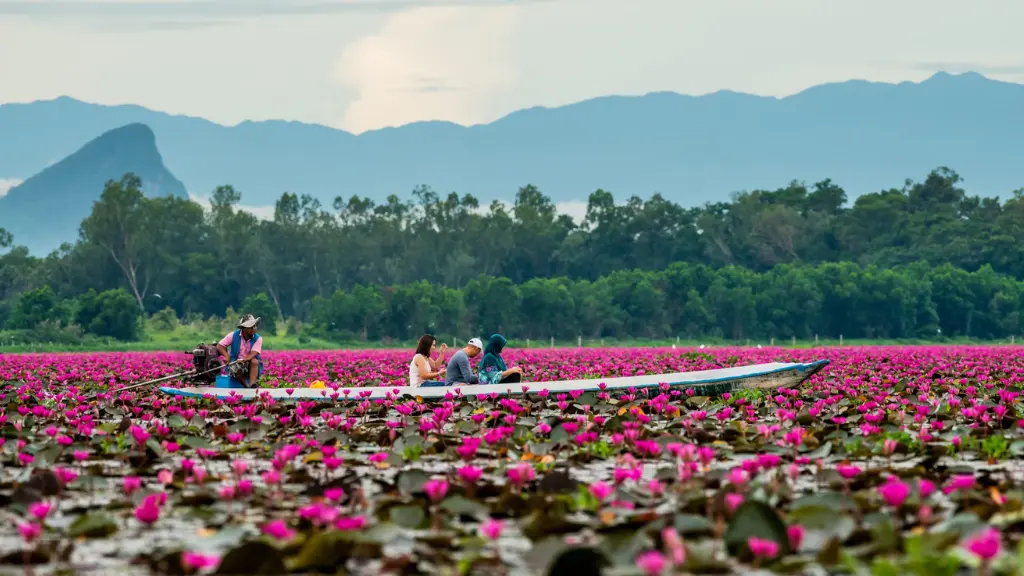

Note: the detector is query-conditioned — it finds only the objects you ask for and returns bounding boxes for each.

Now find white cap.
[467,337,484,350]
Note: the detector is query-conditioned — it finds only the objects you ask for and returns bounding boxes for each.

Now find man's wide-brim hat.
[238,314,261,329]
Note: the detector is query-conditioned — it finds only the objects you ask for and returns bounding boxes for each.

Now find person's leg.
[420,380,448,387]
[500,372,522,384]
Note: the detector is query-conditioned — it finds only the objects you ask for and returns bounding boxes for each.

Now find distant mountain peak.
[0,122,187,254]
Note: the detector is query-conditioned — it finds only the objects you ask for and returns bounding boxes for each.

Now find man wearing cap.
[216,314,264,388]
[445,337,483,386]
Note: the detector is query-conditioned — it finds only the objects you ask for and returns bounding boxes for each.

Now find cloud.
[402,75,463,94]
[335,3,521,133]
[188,192,276,221]
[901,61,1024,76]
[0,178,22,198]
[480,199,588,224]
[0,0,549,18]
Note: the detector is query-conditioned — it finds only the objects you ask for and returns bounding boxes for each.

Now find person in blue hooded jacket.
[478,334,524,384]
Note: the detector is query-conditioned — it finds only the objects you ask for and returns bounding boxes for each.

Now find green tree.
[8,285,69,329]
[240,292,280,335]
[76,288,143,340]
[79,174,153,309]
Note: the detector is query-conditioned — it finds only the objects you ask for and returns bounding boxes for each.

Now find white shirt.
[409,354,429,387]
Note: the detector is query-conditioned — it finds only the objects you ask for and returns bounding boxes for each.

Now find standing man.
[445,337,483,386]
[217,314,264,388]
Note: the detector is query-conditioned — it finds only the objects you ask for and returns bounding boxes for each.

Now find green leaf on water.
[723,500,790,558]
[214,541,286,575]
[68,512,119,538]
[389,505,426,529]
[168,415,188,428]
[286,531,354,572]
[146,439,164,456]
[674,513,714,536]
[396,469,429,495]
[440,495,488,519]
[183,436,214,450]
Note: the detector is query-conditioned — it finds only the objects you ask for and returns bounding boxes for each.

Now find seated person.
[410,334,448,387]
[444,337,484,386]
[478,333,524,384]
[217,314,263,388]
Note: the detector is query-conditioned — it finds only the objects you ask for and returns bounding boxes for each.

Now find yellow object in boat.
[310,381,326,389]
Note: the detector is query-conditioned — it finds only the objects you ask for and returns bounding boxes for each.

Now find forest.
[1,166,1023,343]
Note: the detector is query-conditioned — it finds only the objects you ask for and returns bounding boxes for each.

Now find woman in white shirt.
[409,334,448,387]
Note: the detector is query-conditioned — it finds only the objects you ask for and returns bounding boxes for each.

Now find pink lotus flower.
[480,518,504,540]
[836,464,861,480]
[507,463,535,488]
[635,550,666,575]
[261,519,295,540]
[182,551,220,571]
[458,466,483,485]
[918,478,935,498]
[944,474,976,494]
[589,481,613,502]
[28,501,52,521]
[878,477,910,508]
[54,467,78,485]
[423,478,449,503]
[335,515,366,531]
[747,537,779,559]
[123,476,143,495]
[725,493,744,514]
[963,528,1001,561]
[218,484,236,501]
[18,522,41,543]
[661,527,686,565]
[788,525,805,551]
[135,495,162,525]
[324,488,344,502]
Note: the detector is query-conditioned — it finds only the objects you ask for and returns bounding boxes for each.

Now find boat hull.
[158,360,829,401]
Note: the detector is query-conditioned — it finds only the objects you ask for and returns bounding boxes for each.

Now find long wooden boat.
[158,359,829,401]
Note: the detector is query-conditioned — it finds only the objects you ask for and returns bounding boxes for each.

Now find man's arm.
[217,333,232,359]
[457,353,478,384]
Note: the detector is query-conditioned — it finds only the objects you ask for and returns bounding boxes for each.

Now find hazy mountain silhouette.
[1,70,1022,220]
[0,123,187,254]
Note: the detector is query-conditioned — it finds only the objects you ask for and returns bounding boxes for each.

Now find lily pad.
[723,500,791,558]
[68,512,119,538]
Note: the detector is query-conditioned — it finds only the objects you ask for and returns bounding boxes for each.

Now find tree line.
[1,166,1023,342]
[3,260,1021,343]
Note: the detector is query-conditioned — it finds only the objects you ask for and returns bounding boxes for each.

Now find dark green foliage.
[4,167,1024,341]
[302,261,1023,342]
[76,288,143,341]
[7,286,69,329]
[240,292,279,335]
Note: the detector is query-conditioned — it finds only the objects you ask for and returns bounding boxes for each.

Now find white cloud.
[0,178,22,198]
[477,199,589,225]
[188,192,276,221]
[335,4,521,133]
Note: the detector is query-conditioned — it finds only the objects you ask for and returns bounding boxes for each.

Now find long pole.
[104,360,242,396]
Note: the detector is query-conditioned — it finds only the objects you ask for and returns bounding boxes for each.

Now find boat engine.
[189,343,224,384]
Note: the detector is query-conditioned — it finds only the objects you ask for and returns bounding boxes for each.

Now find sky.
[2,0,1023,136]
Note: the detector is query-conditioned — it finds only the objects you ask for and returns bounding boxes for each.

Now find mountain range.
[1,70,1023,254]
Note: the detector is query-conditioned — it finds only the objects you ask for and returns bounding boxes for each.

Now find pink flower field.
[1,345,1023,574]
